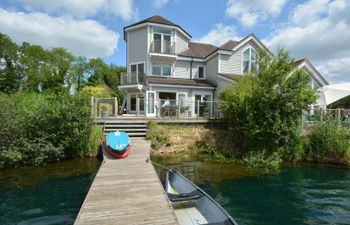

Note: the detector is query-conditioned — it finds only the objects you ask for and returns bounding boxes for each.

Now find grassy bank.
[147,122,350,169]
[0,92,98,169]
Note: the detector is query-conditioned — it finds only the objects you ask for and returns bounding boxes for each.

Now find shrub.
[220,49,316,155]
[87,125,104,156]
[0,92,93,168]
[146,121,168,150]
[240,150,282,170]
[305,119,350,165]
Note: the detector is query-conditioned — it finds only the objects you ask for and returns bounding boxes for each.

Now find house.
[118,15,328,117]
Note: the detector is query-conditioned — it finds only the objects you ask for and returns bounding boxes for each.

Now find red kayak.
[103,139,133,158]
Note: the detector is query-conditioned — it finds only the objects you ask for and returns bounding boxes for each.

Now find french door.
[146,91,156,117]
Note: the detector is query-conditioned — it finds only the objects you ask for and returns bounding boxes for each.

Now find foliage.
[0,92,93,168]
[220,49,317,154]
[146,121,168,150]
[240,150,282,170]
[304,119,350,165]
[87,125,104,157]
[0,32,125,94]
[0,33,22,93]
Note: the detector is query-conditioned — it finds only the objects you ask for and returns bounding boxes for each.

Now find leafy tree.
[86,58,108,85]
[220,49,317,153]
[0,33,22,93]
[20,43,49,92]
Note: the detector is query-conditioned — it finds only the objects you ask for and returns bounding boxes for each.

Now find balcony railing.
[150,40,175,54]
[121,72,145,85]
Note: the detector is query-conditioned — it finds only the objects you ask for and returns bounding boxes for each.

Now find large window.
[152,62,172,76]
[153,28,172,54]
[243,47,257,74]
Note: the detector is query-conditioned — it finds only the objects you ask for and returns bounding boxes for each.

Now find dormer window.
[243,47,257,74]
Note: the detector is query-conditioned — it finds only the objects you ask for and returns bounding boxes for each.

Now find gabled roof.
[146,76,216,88]
[124,15,191,39]
[178,42,218,59]
[294,58,329,86]
[219,40,238,50]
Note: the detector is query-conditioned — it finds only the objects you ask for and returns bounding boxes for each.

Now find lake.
[0,158,100,225]
[153,156,350,225]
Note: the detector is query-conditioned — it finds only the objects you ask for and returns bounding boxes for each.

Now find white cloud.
[153,0,170,8]
[0,8,119,58]
[196,23,241,46]
[22,0,137,20]
[290,0,330,25]
[226,0,288,27]
[267,0,350,84]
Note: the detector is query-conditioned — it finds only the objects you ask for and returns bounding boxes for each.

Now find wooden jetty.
[74,139,177,225]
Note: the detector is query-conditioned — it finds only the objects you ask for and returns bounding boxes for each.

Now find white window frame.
[151,62,172,77]
[241,47,257,74]
[197,65,206,79]
[129,61,145,73]
[191,91,213,118]
[153,29,172,53]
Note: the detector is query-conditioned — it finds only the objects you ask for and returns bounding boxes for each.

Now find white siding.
[205,55,218,85]
[175,32,188,53]
[173,60,205,79]
[174,60,190,79]
[219,40,260,75]
[127,27,148,68]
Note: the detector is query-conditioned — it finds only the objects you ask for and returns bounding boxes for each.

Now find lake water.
[0,158,100,225]
[153,156,350,225]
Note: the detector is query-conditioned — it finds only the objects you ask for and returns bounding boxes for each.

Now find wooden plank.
[74,140,177,225]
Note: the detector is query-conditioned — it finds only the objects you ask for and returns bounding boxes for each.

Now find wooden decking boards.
[74,140,177,225]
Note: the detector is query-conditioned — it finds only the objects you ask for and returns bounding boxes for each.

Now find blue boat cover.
[106,131,130,151]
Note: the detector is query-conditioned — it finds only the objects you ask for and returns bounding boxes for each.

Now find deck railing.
[150,40,175,54]
[91,97,223,119]
[121,72,145,85]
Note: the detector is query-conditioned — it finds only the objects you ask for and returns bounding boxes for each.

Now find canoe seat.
[168,190,203,202]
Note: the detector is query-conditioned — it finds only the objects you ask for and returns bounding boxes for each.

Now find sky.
[0,0,349,84]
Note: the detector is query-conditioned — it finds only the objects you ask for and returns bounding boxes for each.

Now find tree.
[0,33,22,93]
[220,49,317,153]
[20,43,49,92]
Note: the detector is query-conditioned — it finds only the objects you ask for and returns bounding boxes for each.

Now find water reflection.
[153,156,350,225]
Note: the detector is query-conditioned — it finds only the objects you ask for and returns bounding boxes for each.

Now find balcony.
[150,40,175,55]
[121,72,145,85]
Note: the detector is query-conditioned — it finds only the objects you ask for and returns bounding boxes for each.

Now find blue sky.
[0,0,349,84]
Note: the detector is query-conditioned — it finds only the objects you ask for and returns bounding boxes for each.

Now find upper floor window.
[152,62,172,77]
[243,47,257,74]
[152,28,173,54]
[198,66,205,79]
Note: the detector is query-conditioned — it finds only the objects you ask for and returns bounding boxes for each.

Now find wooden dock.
[74,140,177,225]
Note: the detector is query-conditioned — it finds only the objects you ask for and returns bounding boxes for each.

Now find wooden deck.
[74,140,177,225]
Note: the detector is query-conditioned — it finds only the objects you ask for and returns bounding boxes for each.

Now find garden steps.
[103,120,148,139]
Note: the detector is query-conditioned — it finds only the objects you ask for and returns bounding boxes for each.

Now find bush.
[305,119,350,165]
[240,150,282,170]
[146,121,168,150]
[0,92,93,168]
[219,49,316,155]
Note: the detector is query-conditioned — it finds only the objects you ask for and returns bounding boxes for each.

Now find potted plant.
[100,105,109,118]
[203,106,211,119]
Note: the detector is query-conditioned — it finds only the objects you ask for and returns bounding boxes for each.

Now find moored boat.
[103,131,132,158]
[166,169,238,225]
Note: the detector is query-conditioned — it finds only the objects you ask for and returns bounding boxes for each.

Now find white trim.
[218,74,235,83]
[197,65,206,79]
[149,83,215,89]
[146,91,156,117]
[118,84,144,89]
[218,50,232,55]
[125,22,191,40]
[295,61,327,87]
[218,54,221,73]
[233,35,270,56]
[149,52,177,58]
[176,56,206,62]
